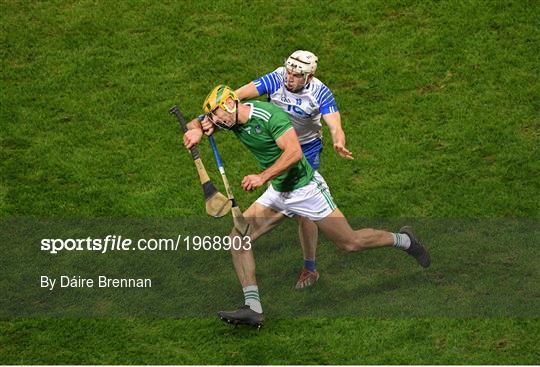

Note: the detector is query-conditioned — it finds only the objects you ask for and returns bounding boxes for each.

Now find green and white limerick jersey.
[233,100,314,192]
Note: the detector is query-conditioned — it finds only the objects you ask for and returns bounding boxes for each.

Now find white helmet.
[285,50,318,76]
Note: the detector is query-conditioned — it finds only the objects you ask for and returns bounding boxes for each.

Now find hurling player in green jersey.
[184,85,431,329]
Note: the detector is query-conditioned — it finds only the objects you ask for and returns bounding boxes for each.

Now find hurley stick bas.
[208,134,251,236]
[169,106,231,218]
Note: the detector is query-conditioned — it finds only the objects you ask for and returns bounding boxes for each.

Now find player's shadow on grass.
[269,269,430,318]
[359,270,428,295]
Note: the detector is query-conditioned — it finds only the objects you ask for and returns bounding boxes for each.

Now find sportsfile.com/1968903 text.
[40,235,252,254]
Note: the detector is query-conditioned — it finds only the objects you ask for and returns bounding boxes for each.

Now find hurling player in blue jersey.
[203,51,353,290]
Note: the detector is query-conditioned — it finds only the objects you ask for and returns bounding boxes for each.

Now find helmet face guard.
[207,101,239,130]
[203,85,239,130]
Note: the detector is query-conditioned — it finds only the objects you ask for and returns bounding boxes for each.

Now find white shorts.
[256,171,338,221]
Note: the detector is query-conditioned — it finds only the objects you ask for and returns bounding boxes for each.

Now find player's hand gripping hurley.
[169,106,231,218]
[208,134,251,236]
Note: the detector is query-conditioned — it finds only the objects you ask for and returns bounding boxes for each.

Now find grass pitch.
[1,0,539,364]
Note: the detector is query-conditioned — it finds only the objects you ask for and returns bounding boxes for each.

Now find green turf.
[1,318,538,365]
[1,0,539,364]
[1,218,538,319]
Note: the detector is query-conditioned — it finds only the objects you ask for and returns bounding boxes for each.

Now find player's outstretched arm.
[241,128,302,191]
[235,82,261,101]
[323,112,353,160]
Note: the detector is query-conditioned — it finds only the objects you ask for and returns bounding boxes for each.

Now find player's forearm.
[186,118,203,131]
[324,112,346,145]
[235,82,260,100]
[259,148,302,183]
[329,127,346,146]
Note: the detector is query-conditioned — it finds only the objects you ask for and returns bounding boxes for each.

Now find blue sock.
[304,259,316,272]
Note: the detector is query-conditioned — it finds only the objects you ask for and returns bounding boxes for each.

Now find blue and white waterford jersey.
[253,67,339,145]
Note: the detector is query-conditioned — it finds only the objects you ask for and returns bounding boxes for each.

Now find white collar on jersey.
[246,103,254,120]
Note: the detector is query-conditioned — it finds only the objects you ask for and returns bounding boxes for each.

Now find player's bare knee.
[229,240,249,256]
[230,246,246,255]
[343,243,358,252]
[227,230,245,253]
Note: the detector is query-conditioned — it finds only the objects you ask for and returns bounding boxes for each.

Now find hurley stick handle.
[169,105,201,161]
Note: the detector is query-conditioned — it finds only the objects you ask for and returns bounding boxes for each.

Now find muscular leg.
[297,215,318,261]
[229,202,284,287]
[217,203,284,326]
[316,208,394,251]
